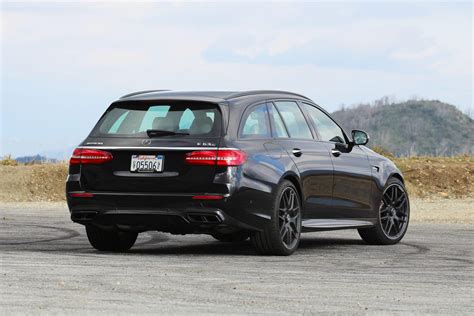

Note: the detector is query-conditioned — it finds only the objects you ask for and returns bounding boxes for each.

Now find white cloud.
[1,1,472,156]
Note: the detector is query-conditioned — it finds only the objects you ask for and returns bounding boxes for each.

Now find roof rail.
[120,90,171,99]
[226,90,311,101]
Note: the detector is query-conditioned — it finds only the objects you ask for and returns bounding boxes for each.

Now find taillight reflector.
[192,195,224,200]
[185,150,246,166]
[69,192,94,198]
[70,148,113,165]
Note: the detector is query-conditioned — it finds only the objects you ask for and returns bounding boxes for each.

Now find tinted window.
[240,104,271,138]
[92,101,221,137]
[138,106,170,131]
[269,104,288,138]
[273,101,312,139]
[302,103,346,143]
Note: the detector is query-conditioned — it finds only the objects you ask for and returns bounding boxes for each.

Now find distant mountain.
[39,146,76,161]
[15,155,58,164]
[332,99,473,156]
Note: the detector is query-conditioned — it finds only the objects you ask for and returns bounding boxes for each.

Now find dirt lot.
[0,202,472,314]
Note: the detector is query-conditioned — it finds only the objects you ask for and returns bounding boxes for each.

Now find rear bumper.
[67,191,269,233]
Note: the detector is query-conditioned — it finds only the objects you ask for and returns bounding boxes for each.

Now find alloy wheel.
[380,183,409,239]
[278,187,301,249]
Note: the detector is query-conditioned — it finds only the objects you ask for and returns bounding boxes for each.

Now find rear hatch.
[78,100,224,194]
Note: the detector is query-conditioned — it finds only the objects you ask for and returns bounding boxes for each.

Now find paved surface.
[0,204,472,314]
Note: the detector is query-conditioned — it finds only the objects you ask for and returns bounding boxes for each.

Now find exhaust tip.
[71,211,98,222]
[187,213,222,224]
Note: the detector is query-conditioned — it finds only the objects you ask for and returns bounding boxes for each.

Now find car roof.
[117,90,312,103]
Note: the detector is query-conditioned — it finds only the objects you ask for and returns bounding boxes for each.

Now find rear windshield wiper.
[146,129,189,137]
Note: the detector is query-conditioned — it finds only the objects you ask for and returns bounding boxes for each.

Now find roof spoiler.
[120,90,171,99]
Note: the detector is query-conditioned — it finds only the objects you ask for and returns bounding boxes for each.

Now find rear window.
[91,101,222,138]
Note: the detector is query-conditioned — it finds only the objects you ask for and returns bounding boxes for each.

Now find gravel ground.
[0,202,473,314]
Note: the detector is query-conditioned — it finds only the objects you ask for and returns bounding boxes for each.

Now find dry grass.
[0,155,18,166]
[0,156,472,202]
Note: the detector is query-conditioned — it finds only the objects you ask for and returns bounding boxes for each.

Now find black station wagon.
[67,90,409,255]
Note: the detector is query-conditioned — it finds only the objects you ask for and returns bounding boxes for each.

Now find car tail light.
[185,149,246,166]
[69,148,113,165]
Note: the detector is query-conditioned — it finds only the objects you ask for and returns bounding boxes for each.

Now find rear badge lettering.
[197,142,216,147]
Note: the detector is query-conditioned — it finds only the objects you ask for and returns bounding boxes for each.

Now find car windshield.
[91,101,222,138]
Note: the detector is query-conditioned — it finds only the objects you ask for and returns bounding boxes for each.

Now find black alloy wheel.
[278,187,301,249]
[380,183,409,239]
[358,177,410,245]
[251,180,302,255]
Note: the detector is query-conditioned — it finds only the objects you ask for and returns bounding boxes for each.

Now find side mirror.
[351,130,369,145]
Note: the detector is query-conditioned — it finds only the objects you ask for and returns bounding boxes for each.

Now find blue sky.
[1,0,472,157]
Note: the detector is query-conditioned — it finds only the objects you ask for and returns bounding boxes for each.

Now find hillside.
[15,154,58,164]
[332,99,473,156]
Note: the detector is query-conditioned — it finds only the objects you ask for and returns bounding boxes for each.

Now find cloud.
[202,6,471,77]
[1,1,472,156]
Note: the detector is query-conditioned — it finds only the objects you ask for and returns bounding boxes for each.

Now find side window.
[273,101,313,139]
[269,104,288,138]
[240,103,271,138]
[302,103,346,143]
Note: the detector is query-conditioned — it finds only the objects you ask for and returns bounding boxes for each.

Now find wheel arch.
[281,172,303,203]
[389,172,405,184]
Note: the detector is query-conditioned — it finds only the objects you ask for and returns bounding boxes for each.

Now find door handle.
[292,148,303,157]
[331,149,342,157]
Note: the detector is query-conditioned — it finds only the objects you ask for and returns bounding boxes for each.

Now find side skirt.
[301,218,376,232]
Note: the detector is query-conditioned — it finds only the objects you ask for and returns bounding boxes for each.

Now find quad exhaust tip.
[187,213,222,224]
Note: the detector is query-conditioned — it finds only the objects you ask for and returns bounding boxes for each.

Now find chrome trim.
[302,219,374,229]
[77,146,240,151]
[331,149,342,157]
[253,213,271,220]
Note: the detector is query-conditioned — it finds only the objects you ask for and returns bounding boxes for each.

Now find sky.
[1,0,473,157]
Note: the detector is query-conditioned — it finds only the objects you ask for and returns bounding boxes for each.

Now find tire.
[86,225,138,252]
[211,231,250,242]
[251,180,302,256]
[358,177,410,245]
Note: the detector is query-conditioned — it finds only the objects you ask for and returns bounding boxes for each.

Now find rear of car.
[67,90,410,256]
[66,99,248,234]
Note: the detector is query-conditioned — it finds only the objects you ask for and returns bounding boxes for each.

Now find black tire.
[86,225,138,252]
[211,231,250,242]
[358,177,410,245]
[251,180,302,256]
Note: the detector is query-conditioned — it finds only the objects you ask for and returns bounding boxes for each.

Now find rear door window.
[92,101,221,137]
[273,101,313,139]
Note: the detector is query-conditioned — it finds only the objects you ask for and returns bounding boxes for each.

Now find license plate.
[130,155,164,173]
